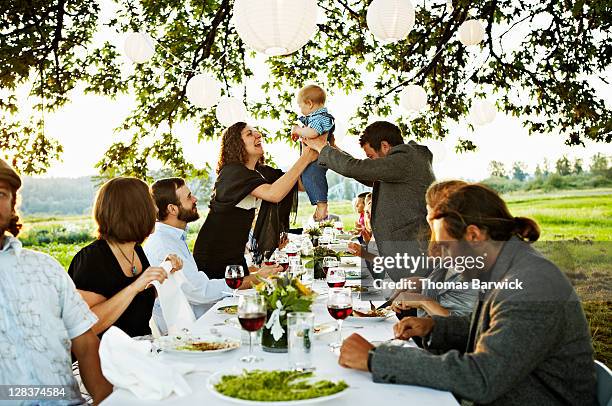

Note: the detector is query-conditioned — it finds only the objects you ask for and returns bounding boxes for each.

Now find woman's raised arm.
[251,146,318,203]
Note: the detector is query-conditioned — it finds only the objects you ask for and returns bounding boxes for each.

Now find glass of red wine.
[238,294,266,363]
[225,265,245,298]
[322,256,338,277]
[327,287,353,349]
[334,220,344,234]
[326,268,346,288]
[263,250,276,267]
[276,252,289,272]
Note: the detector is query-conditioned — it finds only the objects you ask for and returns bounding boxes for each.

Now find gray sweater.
[370,239,597,405]
[318,142,435,279]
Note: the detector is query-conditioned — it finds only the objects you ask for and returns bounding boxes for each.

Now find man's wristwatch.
[367,348,377,372]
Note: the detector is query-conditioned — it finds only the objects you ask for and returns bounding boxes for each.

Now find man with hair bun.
[339,183,597,406]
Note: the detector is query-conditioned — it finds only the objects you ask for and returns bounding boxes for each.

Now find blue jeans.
[302,160,328,205]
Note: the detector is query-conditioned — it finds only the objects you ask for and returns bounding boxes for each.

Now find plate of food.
[208,370,349,405]
[218,305,238,315]
[349,285,369,293]
[313,322,336,337]
[155,335,240,356]
[347,308,394,322]
[345,269,361,279]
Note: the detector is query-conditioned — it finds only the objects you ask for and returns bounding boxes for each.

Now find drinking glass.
[326,268,346,288]
[225,265,245,297]
[238,294,266,363]
[327,288,352,349]
[276,251,289,272]
[322,256,339,277]
[334,221,344,234]
[263,250,276,266]
[301,266,315,288]
[322,227,334,240]
[288,312,315,371]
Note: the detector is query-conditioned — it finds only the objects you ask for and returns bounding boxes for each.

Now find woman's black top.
[68,239,154,337]
[193,163,269,280]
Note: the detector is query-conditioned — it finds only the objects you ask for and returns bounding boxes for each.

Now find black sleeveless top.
[68,239,154,337]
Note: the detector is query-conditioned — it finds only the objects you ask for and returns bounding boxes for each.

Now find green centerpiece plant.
[255,274,316,352]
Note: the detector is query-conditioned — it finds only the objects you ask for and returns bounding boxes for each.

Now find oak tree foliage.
[1,0,610,177]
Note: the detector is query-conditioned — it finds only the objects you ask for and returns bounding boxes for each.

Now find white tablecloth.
[102,280,458,406]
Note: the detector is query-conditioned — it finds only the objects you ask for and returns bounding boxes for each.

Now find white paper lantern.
[124,32,156,63]
[185,74,222,108]
[366,0,415,42]
[458,19,485,46]
[399,84,428,112]
[469,100,497,125]
[233,0,318,56]
[216,97,249,127]
[427,141,449,164]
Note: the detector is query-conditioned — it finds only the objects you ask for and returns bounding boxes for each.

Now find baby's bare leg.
[314,202,328,221]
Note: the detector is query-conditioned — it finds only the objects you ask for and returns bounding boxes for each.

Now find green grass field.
[20,188,612,365]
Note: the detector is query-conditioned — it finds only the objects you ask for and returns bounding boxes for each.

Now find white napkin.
[151,261,196,335]
[99,326,195,400]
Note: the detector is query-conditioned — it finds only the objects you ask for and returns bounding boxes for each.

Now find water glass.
[288,312,315,371]
[301,266,315,288]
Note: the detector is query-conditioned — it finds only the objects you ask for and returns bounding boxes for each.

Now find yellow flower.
[293,279,313,296]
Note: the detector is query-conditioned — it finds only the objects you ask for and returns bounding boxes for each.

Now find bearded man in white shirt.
[0,159,112,405]
[145,178,281,334]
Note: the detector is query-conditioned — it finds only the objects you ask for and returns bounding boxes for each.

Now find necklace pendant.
[132,266,137,276]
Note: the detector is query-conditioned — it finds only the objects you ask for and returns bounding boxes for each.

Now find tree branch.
[378,5,468,101]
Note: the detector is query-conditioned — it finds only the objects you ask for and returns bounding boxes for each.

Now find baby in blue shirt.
[291,85,335,221]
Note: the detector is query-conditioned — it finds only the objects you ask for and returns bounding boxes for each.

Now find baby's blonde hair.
[297,84,326,105]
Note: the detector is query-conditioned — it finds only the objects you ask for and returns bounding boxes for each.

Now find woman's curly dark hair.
[217,122,249,174]
[8,190,22,237]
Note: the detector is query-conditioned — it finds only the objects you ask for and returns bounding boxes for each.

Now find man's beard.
[178,205,199,223]
[0,211,11,236]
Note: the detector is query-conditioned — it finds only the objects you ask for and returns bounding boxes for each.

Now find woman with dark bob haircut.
[69,177,181,337]
[193,122,318,279]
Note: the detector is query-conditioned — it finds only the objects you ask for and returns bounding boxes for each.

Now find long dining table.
[102,273,458,406]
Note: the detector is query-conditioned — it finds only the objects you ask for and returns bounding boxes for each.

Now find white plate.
[313,322,336,337]
[155,335,240,356]
[347,309,394,322]
[207,371,348,405]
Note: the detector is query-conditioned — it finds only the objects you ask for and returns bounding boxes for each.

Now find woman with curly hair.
[193,122,318,279]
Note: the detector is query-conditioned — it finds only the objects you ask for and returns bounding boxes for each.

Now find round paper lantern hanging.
[124,32,156,63]
[469,99,497,125]
[399,84,428,112]
[233,0,318,56]
[458,19,485,46]
[366,0,416,42]
[428,141,449,164]
[185,74,222,108]
[216,97,249,127]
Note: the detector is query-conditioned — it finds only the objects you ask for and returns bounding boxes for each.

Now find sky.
[14,0,612,180]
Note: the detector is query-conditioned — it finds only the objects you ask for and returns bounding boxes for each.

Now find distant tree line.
[484,153,611,193]
[19,171,215,217]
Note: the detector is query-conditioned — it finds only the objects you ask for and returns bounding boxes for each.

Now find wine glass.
[334,221,344,234]
[276,251,289,272]
[263,251,276,267]
[290,263,305,280]
[322,227,334,240]
[326,268,346,288]
[225,265,245,297]
[327,288,353,349]
[322,256,339,277]
[238,294,266,363]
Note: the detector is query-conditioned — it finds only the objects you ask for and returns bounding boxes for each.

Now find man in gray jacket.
[302,121,435,280]
[338,184,597,405]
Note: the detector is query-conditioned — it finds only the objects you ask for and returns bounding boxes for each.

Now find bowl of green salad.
[207,369,349,405]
